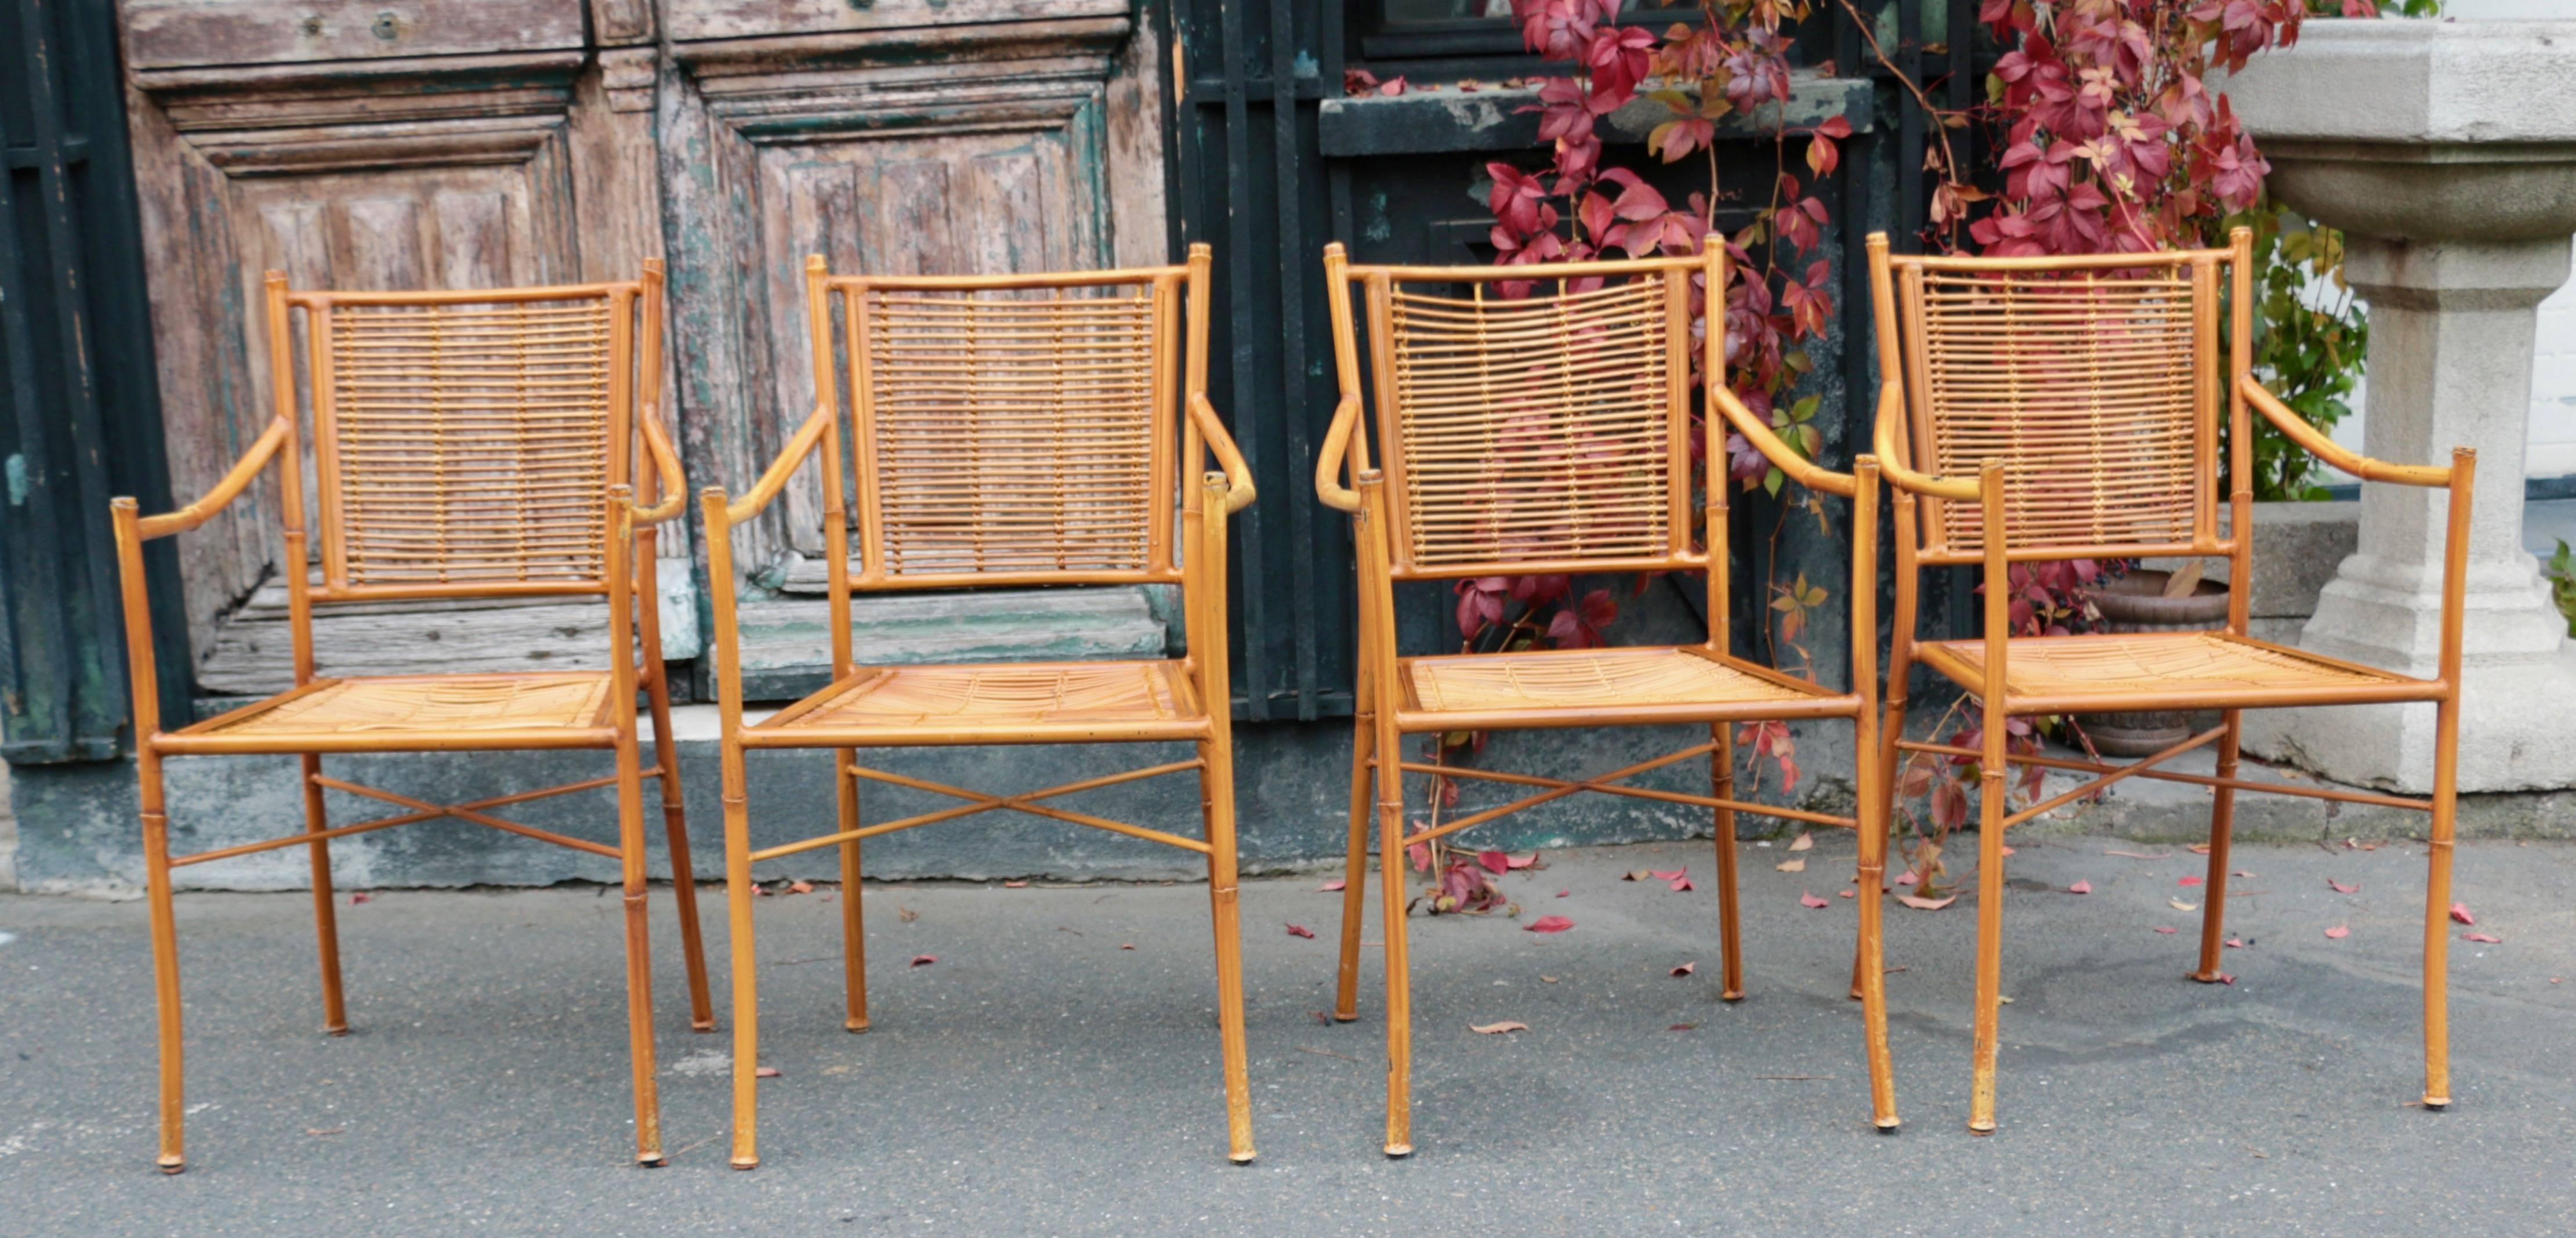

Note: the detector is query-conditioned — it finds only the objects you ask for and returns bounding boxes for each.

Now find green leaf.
[1763,467,1784,497]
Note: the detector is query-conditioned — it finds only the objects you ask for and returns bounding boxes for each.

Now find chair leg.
[1967,703,2009,1135]
[1374,715,1415,1158]
[646,670,715,1031]
[1857,649,1912,1001]
[1710,722,1745,1001]
[140,753,186,1174]
[1854,719,1900,1131]
[2422,693,2462,1109]
[300,754,349,1034]
[613,732,665,1165]
[723,743,762,1170]
[1200,739,1258,1163]
[836,750,869,1033]
[1332,711,1375,1022]
[2190,710,2244,983]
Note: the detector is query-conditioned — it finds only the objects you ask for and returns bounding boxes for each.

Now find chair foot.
[637,1153,666,1168]
[1383,1143,1414,1159]
[323,1023,350,1036]
[844,1018,871,1034]
[2422,1095,2450,1110]
[157,1155,185,1175]
[1332,1013,1357,1024]
[1720,989,1744,1003]
[692,1018,718,1033]
[1966,1120,1995,1136]
[731,1156,760,1171]
[2186,969,2227,984]
[1874,1118,1901,1134]
[1229,1150,1258,1165]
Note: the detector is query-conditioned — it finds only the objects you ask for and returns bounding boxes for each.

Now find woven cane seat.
[1397,646,1845,727]
[166,673,619,752]
[756,660,1210,744]
[1919,631,2437,711]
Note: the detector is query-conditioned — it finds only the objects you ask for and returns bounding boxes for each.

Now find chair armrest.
[630,416,688,527]
[1187,392,1258,514]
[2238,374,2454,488]
[1314,394,1364,513]
[1864,382,1980,502]
[132,416,291,541]
[1708,383,1854,499]
[720,404,833,527]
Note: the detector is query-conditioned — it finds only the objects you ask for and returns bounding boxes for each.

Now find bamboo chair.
[705,245,1258,1169]
[1861,229,2473,1133]
[1313,240,1899,1155]
[108,265,713,1171]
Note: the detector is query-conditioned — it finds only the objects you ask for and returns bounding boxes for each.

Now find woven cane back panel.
[323,296,615,588]
[854,284,1165,580]
[1382,277,1675,570]
[1911,266,2205,555]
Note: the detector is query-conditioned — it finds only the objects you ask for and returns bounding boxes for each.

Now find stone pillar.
[2246,236,2576,792]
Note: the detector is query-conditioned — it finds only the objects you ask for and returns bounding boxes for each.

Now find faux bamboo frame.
[1863,228,2472,1134]
[109,265,710,1171]
[1316,238,1900,1155]
[704,244,1259,1169]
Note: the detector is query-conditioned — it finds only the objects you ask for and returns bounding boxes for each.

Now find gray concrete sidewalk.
[1,835,2571,1237]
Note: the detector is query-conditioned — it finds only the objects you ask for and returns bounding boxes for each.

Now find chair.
[1313,241,1900,1155]
[705,245,1258,1168]
[109,265,712,1171]
[1861,228,2473,1132]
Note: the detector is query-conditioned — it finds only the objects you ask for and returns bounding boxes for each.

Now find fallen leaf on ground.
[1789,831,1814,852]
[1897,893,1959,911]
[2178,875,2202,886]
[1318,879,1346,893]
[1669,875,1696,892]
[1003,880,1030,889]
[2328,878,2360,893]
[1651,867,1687,882]
[756,1066,782,1078]
[1470,1020,1527,1034]
[1506,852,1539,869]
[909,954,936,967]
[1776,858,1807,873]
[2151,925,2179,934]
[1896,871,1919,886]
[897,906,919,922]
[1556,888,1570,898]
[2187,843,2213,855]
[2450,902,2475,925]
[2325,925,2350,940]
[1839,888,1856,898]
[2212,972,2237,985]
[350,891,372,905]
[2068,880,2092,895]
[2234,870,2256,879]
[1477,850,1512,875]
[2464,932,2503,944]
[306,1127,345,1136]
[1799,890,1831,908]
[789,880,814,895]
[2225,936,2247,949]
[1668,1023,1699,1031]
[1999,844,2017,857]
[1540,975,1560,983]
[1526,915,1574,933]
[1625,870,1653,882]
[1670,962,1697,976]
[2171,899,2201,912]
[1285,923,1316,938]
[1119,943,1135,950]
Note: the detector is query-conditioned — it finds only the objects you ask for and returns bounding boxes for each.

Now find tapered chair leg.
[722,740,762,1170]
[2422,693,2462,1109]
[1200,740,1258,1162]
[140,753,186,1174]
[300,754,349,1034]
[1374,716,1415,1158]
[646,672,715,1031]
[1857,658,1912,1002]
[1333,712,1375,1022]
[836,753,870,1033]
[2190,710,2244,983]
[1966,706,2009,1135]
[1854,752,1899,1130]
[613,736,665,1165]
[1710,722,1745,1001]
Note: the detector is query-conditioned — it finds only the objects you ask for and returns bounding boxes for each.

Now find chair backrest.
[267,270,660,599]
[1328,252,1706,580]
[809,259,1207,590]
[1875,242,2245,564]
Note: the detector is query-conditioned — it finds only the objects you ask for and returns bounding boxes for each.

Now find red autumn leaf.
[2153,926,2179,934]
[1526,915,1575,933]
[1669,962,1697,977]
[1668,876,1695,893]
[1318,878,1346,893]
[1285,923,1316,939]
[789,880,814,895]
[2213,972,2236,985]
[2068,880,2092,895]
[1003,880,1030,889]
[350,891,372,905]
[2225,936,2247,949]
[2324,925,2350,940]
[1506,852,1540,870]
[1896,894,1959,911]
[2449,903,2474,925]
[1839,889,1855,898]
[2177,875,2202,887]
[1556,889,1570,898]
[1408,842,1434,873]
[909,954,936,967]
[755,1066,782,1078]
[1798,890,1830,909]
[1895,871,1919,886]
[2464,932,2503,944]
[1650,867,1687,881]
[1478,850,1512,875]
[2328,878,2358,894]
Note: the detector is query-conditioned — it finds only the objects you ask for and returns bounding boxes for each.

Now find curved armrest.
[2238,374,2452,488]
[1708,383,1854,498]
[723,405,833,527]
[133,417,291,541]
[631,416,688,526]
[1865,382,1980,502]
[1314,394,1364,513]
[1187,392,1258,514]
